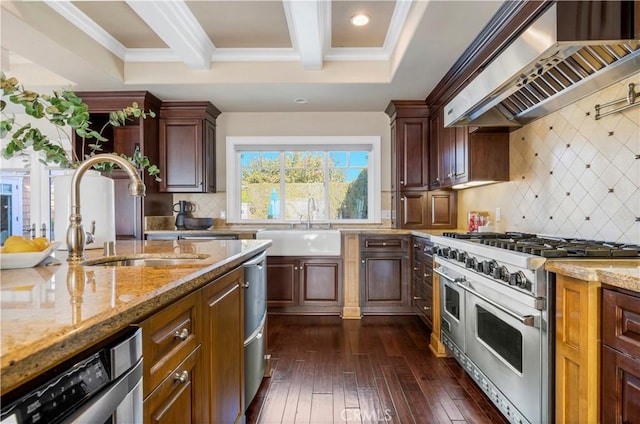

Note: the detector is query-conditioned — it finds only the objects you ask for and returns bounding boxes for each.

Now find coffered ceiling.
[1,0,503,112]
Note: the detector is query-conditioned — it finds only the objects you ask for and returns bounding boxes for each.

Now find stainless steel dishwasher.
[242,251,267,410]
[0,327,142,424]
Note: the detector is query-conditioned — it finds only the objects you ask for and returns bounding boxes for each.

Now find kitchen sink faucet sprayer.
[66,154,146,262]
[306,197,316,229]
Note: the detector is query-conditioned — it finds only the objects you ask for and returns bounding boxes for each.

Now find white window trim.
[226,136,381,224]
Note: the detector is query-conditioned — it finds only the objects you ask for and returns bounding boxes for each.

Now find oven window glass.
[476,306,523,373]
[444,285,460,320]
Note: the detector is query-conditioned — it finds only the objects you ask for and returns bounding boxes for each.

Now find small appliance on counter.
[173,201,195,229]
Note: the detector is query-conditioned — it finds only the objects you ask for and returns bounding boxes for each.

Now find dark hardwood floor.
[246,315,509,424]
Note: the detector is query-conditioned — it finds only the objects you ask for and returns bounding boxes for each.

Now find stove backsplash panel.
[459,72,639,243]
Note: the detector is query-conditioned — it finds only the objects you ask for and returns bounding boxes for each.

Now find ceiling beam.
[283,0,328,71]
[125,0,214,70]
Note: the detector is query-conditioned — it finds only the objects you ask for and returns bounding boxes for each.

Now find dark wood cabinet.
[412,236,434,328]
[159,101,221,193]
[266,256,342,314]
[428,106,509,190]
[202,267,244,424]
[602,286,640,424]
[386,100,457,229]
[427,190,457,228]
[359,234,412,315]
[72,91,172,239]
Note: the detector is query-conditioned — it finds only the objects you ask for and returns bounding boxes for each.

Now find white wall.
[458,73,640,243]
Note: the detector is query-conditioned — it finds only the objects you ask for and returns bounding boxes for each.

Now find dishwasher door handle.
[67,359,143,424]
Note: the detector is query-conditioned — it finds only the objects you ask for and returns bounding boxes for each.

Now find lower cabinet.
[139,266,246,424]
[412,236,434,328]
[359,234,412,314]
[266,256,343,314]
[555,274,600,424]
[202,267,245,424]
[602,286,640,424]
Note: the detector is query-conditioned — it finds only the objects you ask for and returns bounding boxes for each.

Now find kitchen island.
[0,239,270,398]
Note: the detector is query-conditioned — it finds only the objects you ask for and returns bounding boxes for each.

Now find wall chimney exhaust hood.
[444,1,640,128]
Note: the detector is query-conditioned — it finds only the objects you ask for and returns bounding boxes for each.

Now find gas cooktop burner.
[441,232,639,258]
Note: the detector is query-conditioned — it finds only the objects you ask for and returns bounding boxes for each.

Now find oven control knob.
[475,261,485,272]
[509,271,527,288]
[448,249,459,260]
[499,266,510,282]
[465,257,477,269]
[483,260,498,275]
[457,251,468,264]
[492,266,503,280]
[438,247,450,257]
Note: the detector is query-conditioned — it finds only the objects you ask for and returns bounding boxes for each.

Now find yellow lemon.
[32,237,50,251]
[4,236,39,253]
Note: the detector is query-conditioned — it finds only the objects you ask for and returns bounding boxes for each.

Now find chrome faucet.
[66,154,146,262]
[306,197,316,230]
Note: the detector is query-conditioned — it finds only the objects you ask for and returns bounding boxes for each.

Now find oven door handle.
[457,283,539,328]
[433,267,466,284]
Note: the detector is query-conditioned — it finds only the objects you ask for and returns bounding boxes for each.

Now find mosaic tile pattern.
[459,73,640,243]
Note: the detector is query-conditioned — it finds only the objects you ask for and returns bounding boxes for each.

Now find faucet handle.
[86,220,96,245]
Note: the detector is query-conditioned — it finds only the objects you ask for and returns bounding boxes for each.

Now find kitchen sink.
[81,254,209,267]
[256,229,341,256]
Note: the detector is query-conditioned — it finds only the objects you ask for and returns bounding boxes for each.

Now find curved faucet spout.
[66,154,146,262]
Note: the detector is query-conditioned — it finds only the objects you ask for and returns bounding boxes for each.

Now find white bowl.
[1,242,60,269]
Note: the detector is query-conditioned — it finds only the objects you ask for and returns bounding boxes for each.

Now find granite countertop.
[0,239,271,395]
[545,259,640,292]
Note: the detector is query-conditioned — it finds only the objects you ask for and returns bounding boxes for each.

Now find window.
[227,136,381,224]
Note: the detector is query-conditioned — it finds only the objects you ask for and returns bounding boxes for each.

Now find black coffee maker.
[173,201,194,229]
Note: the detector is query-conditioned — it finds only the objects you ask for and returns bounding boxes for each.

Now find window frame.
[226,136,381,224]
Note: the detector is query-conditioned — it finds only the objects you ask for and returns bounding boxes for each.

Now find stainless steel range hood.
[444,1,640,128]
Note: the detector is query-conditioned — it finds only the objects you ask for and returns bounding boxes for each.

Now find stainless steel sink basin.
[81,254,209,267]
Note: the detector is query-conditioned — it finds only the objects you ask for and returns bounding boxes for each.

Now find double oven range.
[431,232,639,424]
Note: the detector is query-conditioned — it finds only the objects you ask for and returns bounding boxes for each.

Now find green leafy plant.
[0,71,161,181]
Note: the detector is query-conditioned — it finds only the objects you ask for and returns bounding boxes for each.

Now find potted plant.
[0,71,161,247]
[0,71,160,179]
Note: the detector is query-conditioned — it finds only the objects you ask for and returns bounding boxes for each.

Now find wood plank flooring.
[246,315,509,424]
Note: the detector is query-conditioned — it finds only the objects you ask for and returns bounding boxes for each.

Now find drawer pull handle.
[174,370,189,384]
[413,296,422,300]
[413,267,419,271]
[424,273,431,278]
[423,306,431,311]
[174,328,189,341]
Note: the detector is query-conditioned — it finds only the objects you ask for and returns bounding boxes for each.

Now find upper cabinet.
[72,91,172,239]
[159,101,221,193]
[386,101,457,229]
[429,106,509,190]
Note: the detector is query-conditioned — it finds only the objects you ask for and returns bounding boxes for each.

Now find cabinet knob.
[174,370,189,384]
[400,180,404,185]
[174,328,189,341]
[423,306,431,311]
[413,296,422,300]
[413,267,419,271]
[294,266,298,270]
[361,260,365,264]
[447,173,453,178]
[241,281,250,288]
[424,273,431,278]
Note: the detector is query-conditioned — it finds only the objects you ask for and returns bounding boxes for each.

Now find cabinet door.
[397,118,429,189]
[266,257,299,306]
[144,347,204,424]
[204,119,216,192]
[438,114,455,187]
[202,268,244,424]
[429,111,441,188]
[300,258,342,306]
[360,254,410,314]
[427,190,457,228]
[159,118,204,192]
[110,170,143,239]
[602,345,640,424]
[453,127,468,183]
[399,191,428,228]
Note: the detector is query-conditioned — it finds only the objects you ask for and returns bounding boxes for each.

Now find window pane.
[284,152,325,221]
[330,151,368,219]
[240,152,280,220]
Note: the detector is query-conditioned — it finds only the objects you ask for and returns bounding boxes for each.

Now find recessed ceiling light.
[294,97,308,104]
[350,14,370,26]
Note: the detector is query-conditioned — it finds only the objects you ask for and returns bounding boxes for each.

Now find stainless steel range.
[431,232,639,424]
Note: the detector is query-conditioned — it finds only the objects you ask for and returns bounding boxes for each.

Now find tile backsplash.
[459,73,640,243]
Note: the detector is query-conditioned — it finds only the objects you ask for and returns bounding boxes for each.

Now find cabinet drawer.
[413,281,433,323]
[361,234,409,252]
[144,345,202,424]
[603,288,640,358]
[139,291,201,397]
